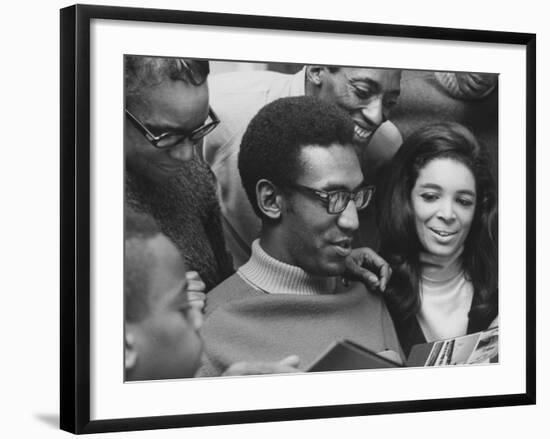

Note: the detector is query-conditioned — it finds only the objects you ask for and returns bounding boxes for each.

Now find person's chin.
[426,243,461,259]
[320,258,347,277]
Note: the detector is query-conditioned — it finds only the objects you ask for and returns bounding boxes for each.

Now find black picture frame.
[60,4,536,434]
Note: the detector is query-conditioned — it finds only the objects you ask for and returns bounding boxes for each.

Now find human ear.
[256,179,282,220]
[124,328,138,372]
[305,65,325,85]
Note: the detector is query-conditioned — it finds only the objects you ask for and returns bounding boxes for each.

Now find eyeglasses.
[286,183,375,214]
[125,107,220,149]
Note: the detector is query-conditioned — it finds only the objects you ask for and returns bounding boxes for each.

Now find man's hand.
[455,73,498,99]
[222,355,301,376]
[185,271,206,330]
[344,247,392,292]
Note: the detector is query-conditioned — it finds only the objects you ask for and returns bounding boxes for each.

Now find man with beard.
[124,56,233,292]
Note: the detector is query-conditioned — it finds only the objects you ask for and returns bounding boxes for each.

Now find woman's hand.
[344,247,392,292]
[185,271,206,330]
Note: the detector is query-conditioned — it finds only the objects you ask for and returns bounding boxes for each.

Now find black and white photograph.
[57,3,536,435]
[3,0,547,436]
[123,58,499,381]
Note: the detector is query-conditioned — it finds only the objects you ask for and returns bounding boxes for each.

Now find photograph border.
[60,4,536,434]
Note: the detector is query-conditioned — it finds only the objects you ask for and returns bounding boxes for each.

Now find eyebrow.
[147,120,202,135]
[352,77,380,93]
[146,111,211,134]
[350,77,401,95]
[321,181,366,192]
[418,183,476,196]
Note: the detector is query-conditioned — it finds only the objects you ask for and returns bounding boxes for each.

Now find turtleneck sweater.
[198,241,403,376]
[388,250,497,356]
[416,250,473,342]
[237,240,337,296]
[417,270,473,342]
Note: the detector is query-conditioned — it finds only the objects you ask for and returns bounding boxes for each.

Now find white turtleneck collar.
[417,248,473,342]
[237,240,337,296]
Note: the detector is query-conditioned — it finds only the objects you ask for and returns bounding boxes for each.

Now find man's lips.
[331,239,353,256]
[157,160,185,173]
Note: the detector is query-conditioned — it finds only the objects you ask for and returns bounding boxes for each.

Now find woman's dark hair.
[378,122,498,335]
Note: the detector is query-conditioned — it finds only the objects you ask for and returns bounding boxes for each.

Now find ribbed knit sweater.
[198,241,402,376]
[417,271,474,342]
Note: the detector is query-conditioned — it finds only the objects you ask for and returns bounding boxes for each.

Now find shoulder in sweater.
[205,273,388,319]
[204,272,262,317]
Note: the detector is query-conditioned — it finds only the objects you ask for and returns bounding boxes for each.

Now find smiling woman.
[411,158,476,261]
[377,122,498,355]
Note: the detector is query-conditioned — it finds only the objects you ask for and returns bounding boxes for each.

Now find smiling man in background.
[203,64,402,267]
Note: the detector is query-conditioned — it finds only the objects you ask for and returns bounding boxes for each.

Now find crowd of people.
[123,56,498,381]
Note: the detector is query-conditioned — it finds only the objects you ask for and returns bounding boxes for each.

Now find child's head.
[124,208,203,381]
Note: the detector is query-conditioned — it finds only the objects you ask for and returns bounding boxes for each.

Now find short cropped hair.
[238,96,355,218]
[124,207,163,323]
[124,55,209,103]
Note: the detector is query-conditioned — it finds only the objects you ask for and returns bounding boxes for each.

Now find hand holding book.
[308,327,499,372]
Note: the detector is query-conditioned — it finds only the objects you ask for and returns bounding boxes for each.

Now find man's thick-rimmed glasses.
[125,107,220,149]
[286,183,375,214]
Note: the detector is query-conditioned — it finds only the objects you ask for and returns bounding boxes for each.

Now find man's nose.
[337,200,360,232]
[168,138,196,162]
[361,97,385,128]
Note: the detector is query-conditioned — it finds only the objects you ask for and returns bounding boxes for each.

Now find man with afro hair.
[198,96,402,377]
